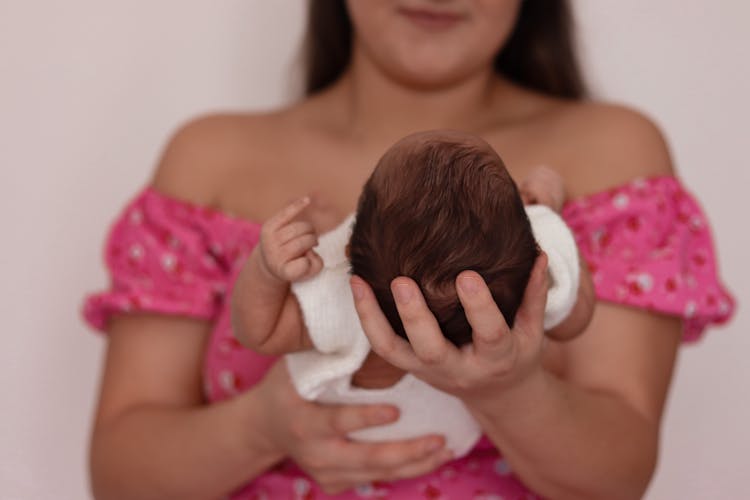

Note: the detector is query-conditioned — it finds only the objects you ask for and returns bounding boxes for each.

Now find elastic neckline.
[563,174,679,206]
[142,186,263,229]
[143,174,681,226]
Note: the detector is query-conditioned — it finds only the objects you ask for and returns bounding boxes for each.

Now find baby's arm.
[520,166,595,341]
[231,197,323,355]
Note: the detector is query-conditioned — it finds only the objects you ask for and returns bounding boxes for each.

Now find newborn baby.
[349,131,580,349]
[233,130,593,456]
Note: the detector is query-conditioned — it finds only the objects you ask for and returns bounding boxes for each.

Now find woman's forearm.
[466,369,658,500]
[91,387,284,500]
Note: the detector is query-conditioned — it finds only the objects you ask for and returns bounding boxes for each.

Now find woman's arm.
[90,314,284,499]
[92,313,453,499]
[350,256,680,500]
[468,305,680,500]
[90,115,455,498]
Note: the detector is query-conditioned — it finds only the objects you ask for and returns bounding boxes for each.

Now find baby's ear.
[345,243,351,258]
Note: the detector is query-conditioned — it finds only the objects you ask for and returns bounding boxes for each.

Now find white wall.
[1,1,746,498]
[576,2,750,498]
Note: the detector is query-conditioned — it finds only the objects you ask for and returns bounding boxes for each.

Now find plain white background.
[1,1,747,498]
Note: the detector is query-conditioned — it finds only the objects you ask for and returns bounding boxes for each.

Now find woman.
[84,1,734,498]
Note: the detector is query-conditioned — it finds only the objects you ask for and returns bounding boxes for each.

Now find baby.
[233,130,593,454]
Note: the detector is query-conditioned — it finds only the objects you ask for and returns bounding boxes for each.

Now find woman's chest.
[216,124,579,225]
[219,143,380,225]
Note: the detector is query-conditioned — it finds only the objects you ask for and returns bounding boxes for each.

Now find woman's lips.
[397,7,466,31]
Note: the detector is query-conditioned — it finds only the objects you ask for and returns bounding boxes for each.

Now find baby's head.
[349,130,539,346]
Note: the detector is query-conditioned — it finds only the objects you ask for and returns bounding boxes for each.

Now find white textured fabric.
[286,214,370,399]
[285,206,580,457]
[316,372,482,458]
[525,204,580,329]
[285,215,481,457]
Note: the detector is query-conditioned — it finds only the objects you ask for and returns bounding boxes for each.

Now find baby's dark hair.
[349,131,540,347]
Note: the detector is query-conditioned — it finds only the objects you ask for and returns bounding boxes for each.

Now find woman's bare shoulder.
[150,107,303,208]
[544,101,675,198]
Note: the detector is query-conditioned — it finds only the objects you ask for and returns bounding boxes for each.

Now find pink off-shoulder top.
[83,175,734,500]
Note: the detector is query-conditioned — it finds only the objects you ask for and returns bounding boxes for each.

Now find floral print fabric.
[83,176,734,499]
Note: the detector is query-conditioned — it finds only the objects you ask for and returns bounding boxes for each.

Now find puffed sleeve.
[82,188,259,330]
[562,176,735,341]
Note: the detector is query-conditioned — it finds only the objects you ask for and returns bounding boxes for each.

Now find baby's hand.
[258,196,324,283]
[519,165,566,212]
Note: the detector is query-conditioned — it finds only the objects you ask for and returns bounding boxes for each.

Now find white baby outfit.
[286,206,579,457]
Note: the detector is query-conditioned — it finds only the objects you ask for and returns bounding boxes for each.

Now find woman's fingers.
[303,411,449,490]
[390,277,460,366]
[313,402,400,438]
[360,435,446,470]
[381,447,453,482]
[514,252,549,338]
[455,271,513,359]
[268,361,452,493]
[314,442,450,494]
[307,408,447,470]
[330,437,452,485]
[350,276,421,371]
[334,434,446,471]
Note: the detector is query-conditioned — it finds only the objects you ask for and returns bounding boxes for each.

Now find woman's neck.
[333,41,504,145]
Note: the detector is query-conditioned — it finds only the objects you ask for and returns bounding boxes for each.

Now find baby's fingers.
[304,250,324,278]
[280,233,319,260]
[276,220,316,245]
[519,188,538,205]
[283,256,315,281]
[265,196,311,231]
[284,251,324,281]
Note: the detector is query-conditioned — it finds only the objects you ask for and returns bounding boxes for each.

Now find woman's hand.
[249,361,453,494]
[349,253,549,405]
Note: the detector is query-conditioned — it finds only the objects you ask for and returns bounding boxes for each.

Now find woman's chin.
[376,48,491,90]
[388,66,484,91]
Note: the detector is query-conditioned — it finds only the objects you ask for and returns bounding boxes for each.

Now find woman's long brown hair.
[304,0,587,99]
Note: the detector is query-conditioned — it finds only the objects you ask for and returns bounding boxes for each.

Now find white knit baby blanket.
[525,204,580,329]
[285,205,579,457]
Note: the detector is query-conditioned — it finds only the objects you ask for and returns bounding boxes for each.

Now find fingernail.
[393,283,413,304]
[458,275,479,294]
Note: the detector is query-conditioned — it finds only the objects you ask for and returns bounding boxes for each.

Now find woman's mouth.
[397,7,466,31]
